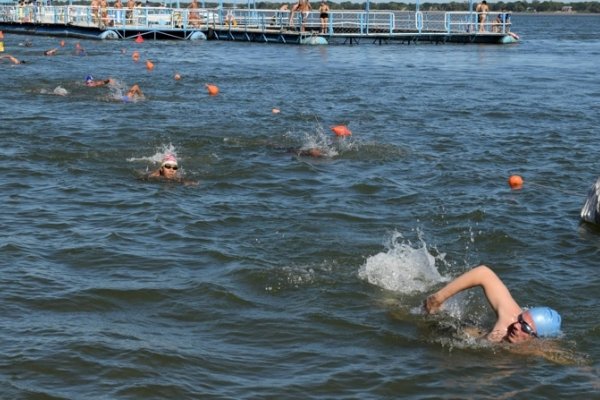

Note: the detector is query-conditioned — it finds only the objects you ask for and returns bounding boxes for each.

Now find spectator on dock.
[113,0,123,25]
[188,0,200,27]
[100,0,112,27]
[126,0,134,24]
[319,0,329,34]
[288,0,299,29]
[475,0,489,32]
[299,0,312,32]
[272,3,288,26]
[289,0,311,32]
[493,8,511,33]
[91,0,100,26]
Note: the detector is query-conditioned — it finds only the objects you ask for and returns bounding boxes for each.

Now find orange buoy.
[272,108,280,114]
[135,34,144,43]
[206,84,219,96]
[145,60,154,71]
[508,175,524,190]
[331,125,352,137]
[132,51,140,62]
[174,73,181,81]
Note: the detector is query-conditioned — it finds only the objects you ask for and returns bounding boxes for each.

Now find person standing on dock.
[289,1,299,29]
[91,0,100,26]
[126,0,135,24]
[113,0,124,25]
[475,0,489,32]
[493,8,511,33]
[293,0,311,32]
[319,0,329,34]
[187,0,200,27]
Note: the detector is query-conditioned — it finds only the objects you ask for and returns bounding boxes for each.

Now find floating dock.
[0,4,519,45]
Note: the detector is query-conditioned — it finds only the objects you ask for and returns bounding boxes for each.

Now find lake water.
[1,13,599,399]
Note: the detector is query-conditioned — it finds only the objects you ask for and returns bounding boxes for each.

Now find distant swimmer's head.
[528,307,562,338]
[85,75,94,85]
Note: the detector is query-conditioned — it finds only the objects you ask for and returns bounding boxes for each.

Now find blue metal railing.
[0,5,513,37]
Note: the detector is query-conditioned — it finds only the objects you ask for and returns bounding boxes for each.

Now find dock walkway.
[0,5,518,45]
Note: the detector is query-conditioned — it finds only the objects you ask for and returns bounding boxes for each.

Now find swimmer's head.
[528,307,562,338]
[85,75,94,84]
[161,153,178,168]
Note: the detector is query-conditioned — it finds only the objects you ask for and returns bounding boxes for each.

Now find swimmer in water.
[146,154,199,185]
[424,265,562,344]
[123,84,144,102]
[74,43,86,56]
[44,48,58,56]
[84,75,112,87]
[0,55,26,64]
[148,153,179,180]
[287,147,324,158]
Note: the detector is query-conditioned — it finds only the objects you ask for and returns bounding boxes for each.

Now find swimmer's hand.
[423,294,442,314]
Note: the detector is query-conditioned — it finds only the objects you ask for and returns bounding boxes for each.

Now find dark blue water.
[1,13,599,399]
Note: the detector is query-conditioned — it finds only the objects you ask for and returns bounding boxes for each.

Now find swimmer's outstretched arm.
[424,265,519,317]
[0,55,22,64]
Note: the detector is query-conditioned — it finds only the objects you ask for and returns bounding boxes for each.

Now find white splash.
[52,86,68,96]
[299,123,339,157]
[127,143,178,165]
[358,231,448,294]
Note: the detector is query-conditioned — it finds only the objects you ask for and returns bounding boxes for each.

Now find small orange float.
[206,84,219,96]
[135,34,144,43]
[331,125,352,137]
[508,175,524,190]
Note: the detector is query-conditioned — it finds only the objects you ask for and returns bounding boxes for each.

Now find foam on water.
[127,143,178,164]
[358,230,449,294]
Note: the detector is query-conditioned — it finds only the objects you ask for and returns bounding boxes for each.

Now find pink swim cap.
[161,153,178,167]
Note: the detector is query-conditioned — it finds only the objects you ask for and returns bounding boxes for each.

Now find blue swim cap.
[528,307,562,337]
[85,75,93,83]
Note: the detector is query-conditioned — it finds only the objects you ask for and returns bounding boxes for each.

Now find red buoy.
[331,125,352,137]
[508,175,524,190]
